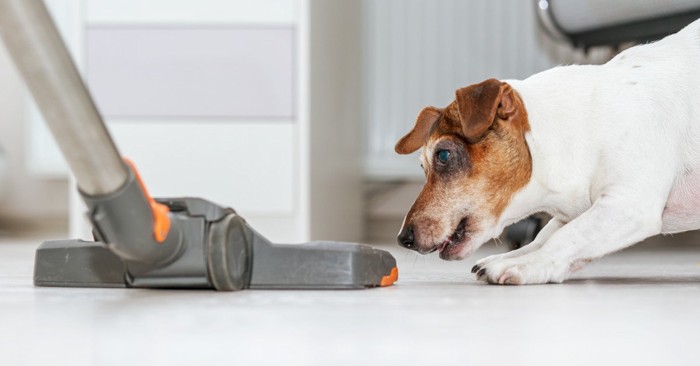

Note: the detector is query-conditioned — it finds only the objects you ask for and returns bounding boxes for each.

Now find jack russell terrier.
[395,19,700,285]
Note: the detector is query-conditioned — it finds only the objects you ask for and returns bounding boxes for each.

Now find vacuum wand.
[0,0,398,291]
[0,0,182,266]
[0,0,126,195]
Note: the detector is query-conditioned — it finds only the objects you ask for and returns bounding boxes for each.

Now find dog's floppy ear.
[395,107,442,154]
[455,79,517,143]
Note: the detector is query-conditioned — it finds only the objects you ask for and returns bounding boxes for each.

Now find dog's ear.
[395,107,442,154]
[455,79,517,143]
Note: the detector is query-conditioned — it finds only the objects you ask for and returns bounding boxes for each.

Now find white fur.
[474,19,700,284]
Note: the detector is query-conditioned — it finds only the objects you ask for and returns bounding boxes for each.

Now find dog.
[394,19,700,285]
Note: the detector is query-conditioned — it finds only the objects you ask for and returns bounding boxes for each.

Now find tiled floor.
[1,234,700,366]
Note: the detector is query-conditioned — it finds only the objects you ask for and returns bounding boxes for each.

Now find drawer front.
[86,27,294,118]
[108,121,295,215]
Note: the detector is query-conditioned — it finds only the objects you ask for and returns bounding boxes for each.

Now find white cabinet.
[62,0,363,243]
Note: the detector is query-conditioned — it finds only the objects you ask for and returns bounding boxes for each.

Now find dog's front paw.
[472,253,506,272]
[471,254,570,285]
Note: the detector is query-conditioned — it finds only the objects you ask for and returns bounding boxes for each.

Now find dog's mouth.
[434,217,469,260]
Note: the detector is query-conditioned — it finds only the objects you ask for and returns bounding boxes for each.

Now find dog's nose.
[397,226,415,249]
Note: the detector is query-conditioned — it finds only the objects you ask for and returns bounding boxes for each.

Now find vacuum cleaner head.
[34,196,398,291]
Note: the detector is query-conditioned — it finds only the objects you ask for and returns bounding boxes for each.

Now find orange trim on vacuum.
[380,267,399,287]
[123,158,171,243]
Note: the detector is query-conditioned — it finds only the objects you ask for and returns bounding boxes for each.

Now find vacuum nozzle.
[35,196,398,291]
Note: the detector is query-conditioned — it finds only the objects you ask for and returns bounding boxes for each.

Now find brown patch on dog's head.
[395,79,531,260]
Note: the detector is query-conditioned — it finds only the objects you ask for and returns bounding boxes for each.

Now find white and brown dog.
[395,19,700,285]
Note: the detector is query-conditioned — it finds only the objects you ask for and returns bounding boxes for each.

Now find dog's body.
[395,19,700,285]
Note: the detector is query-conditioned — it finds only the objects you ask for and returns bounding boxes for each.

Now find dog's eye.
[436,149,450,164]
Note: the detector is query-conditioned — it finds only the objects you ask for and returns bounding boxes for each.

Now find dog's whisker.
[495,237,504,247]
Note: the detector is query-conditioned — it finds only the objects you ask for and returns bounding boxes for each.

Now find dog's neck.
[493,79,593,233]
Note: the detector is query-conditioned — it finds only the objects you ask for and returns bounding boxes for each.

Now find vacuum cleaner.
[0,0,398,291]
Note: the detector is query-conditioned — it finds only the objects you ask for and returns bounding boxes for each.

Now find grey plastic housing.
[34,197,397,290]
[250,240,397,289]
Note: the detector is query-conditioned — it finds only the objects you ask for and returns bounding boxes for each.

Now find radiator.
[362,0,562,179]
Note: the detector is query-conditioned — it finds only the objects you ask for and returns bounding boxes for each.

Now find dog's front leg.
[472,218,565,273]
[476,195,664,285]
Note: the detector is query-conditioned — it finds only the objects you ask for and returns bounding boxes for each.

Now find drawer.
[107,121,295,215]
[86,27,294,118]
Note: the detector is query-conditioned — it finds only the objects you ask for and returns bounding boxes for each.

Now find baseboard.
[0,214,68,238]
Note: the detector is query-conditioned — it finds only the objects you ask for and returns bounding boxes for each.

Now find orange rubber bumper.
[380,267,399,287]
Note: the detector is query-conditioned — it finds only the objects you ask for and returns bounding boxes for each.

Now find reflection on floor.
[1,232,699,366]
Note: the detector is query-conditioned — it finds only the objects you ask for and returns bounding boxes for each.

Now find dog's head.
[395,79,532,260]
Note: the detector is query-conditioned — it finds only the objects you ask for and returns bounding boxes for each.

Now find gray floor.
[1,234,700,366]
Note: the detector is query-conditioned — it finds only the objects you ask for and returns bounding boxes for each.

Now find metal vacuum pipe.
[0,0,127,196]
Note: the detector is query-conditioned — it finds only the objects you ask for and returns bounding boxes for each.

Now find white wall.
[0,44,68,223]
